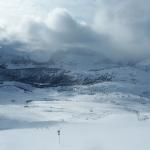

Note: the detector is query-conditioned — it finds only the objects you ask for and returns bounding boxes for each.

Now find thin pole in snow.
[57,130,61,144]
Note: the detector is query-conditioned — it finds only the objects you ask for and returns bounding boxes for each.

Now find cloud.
[13,8,111,62]
[0,0,41,27]
[93,0,150,59]
[0,0,150,64]
[0,8,109,63]
[34,0,97,22]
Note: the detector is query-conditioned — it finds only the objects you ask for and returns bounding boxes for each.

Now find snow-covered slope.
[1,49,150,150]
[1,114,150,150]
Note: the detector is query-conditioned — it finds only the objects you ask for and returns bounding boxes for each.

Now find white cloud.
[0,8,108,62]
[0,0,45,32]
[19,8,106,52]
[0,0,150,63]
[93,0,150,58]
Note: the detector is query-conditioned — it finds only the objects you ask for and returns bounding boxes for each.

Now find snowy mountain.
[1,51,150,150]
[1,42,150,150]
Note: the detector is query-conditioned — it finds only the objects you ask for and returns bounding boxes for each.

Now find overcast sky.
[0,0,150,62]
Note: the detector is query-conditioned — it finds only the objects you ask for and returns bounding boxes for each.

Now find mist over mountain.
[0,0,149,89]
[0,0,150,66]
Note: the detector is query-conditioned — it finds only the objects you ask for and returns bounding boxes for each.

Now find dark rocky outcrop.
[0,68,113,87]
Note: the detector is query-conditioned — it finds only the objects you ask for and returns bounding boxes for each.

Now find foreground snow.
[0,114,150,150]
[1,66,150,150]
